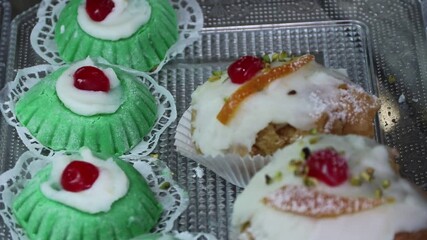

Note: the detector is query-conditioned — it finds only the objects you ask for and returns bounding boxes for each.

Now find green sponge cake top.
[13,148,163,240]
[15,58,158,156]
[54,0,178,72]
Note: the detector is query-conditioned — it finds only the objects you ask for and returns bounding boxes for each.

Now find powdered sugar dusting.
[263,185,385,218]
[309,84,379,132]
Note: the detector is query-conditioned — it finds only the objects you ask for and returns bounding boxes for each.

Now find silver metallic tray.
[2,0,427,239]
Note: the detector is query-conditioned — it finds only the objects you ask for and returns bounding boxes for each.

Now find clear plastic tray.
[2,0,427,239]
[0,0,11,87]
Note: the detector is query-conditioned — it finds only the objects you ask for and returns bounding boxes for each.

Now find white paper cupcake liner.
[31,0,203,74]
[0,58,177,159]
[174,108,272,188]
[0,151,189,240]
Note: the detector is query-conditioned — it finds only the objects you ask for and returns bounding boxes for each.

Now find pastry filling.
[77,0,152,40]
[56,58,122,116]
[41,148,129,213]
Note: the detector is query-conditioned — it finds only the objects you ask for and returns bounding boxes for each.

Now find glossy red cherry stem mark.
[306,148,349,187]
[227,56,264,84]
[73,66,110,92]
[86,0,115,22]
[61,161,100,192]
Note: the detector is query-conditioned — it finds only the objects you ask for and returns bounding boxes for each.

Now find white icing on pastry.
[232,135,427,240]
[41,148,129,214]
[191,61,376,156]
[77,0,152,40]
[56,58,122,116]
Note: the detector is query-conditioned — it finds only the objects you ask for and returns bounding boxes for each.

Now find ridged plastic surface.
[1,1,427,239]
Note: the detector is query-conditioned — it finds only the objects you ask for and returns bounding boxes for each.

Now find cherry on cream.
[73,66,110,92]
[85,0,115,22]
[306,148,349,187]
[61,161,100,192]
[227,56,264,84]
[55,58,122,116]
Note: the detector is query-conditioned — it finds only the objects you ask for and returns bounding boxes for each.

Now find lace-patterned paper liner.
[0,58,177,159]
[174,108,272,188]
[0,152,189,240]
[132,231,217,240]
[31,0,203,74]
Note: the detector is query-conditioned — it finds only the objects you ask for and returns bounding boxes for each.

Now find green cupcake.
[54,0,178,72]
[13,149,163,240]
[15,58,157,156]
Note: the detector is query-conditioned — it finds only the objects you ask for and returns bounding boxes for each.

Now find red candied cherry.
[227,56,264,84]
[73,66,110,92]
[306,148,349,187]
[86,0,115,22]
[61,161,100,192]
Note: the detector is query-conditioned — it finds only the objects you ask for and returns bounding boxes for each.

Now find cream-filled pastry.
[232,134,427,240]
[191,54,380,157]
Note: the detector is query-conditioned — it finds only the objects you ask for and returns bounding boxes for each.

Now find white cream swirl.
[77,0,152,40]
[41,148,129,214]
[56,58,122,116]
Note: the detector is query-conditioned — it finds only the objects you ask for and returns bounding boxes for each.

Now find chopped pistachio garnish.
[308,137,320,144]
[294,165,308,176]
[366,167,375,175]
[212,70,223,77]
[303,176,317,187]
[264,172,283,185]
[289,156,308,176]
[262,66,271,73]
[262,54,271,63]
[271,53,279,62]
[160,182,171,190]
[302,147,311,159]
[309,128,318,135]
[386,197,396,203]
[223,97,228,102]
[382,179,391,189]
[265,174,273,185]
[149,153,159,159]
[361,171,373,182]
[208,75,221,82]
[361,167,375,182]
[375,188,383,198]
[273,171,283,182]
[288,159,304,171]
[278,51,288,61]
[350,176,362,186]
[387,75,396,84]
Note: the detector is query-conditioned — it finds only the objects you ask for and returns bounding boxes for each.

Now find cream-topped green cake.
[15,58,157,156]
[13,148,163,240]
[55,0,178,72]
